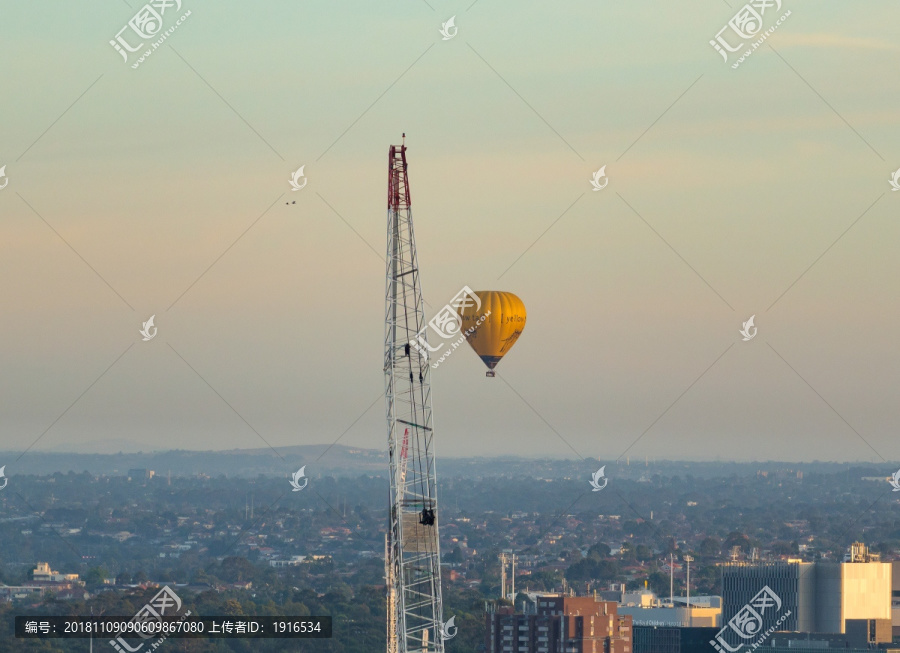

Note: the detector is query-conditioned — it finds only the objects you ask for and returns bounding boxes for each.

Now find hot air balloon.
[457,291,526,377]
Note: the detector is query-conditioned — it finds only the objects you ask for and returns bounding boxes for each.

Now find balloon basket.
[485,370,496,378]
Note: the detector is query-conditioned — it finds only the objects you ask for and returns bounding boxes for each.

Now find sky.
[1,1,899,465]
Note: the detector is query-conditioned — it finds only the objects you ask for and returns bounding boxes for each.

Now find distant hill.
[0,444,889,479]
[40,438,156,455]
[0,444,388,478]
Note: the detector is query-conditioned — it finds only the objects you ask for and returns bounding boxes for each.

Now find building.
[32,562,80,584]
[815,558,891,633]
[844,619,893,647]
[721,560,816,633]
[843,541,879,563]
[0,582,88,602]
[766,649,900,653]
[618,604,720,629]
[486,594,633,653]
[893,562,900,639]
[632,626,719,653]
[720,544,891,641]
[771,621,895,650]
[269,555,307,567]
[1,563,86,603]
[615,590,721,628]
[0,585,46,602]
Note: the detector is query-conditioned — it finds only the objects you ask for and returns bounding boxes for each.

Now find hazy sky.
[1,1,899,465]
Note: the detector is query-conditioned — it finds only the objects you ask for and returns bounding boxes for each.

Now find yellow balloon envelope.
[457,291,526,377]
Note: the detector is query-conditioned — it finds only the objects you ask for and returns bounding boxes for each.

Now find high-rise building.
[720,545,891,640]
[815,558,891,633]
[485,595,632,653]
[721,560,816,633]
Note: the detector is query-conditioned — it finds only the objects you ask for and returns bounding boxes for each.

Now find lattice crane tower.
[384,135,445,653]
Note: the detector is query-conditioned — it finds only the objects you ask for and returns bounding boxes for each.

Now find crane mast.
[384,135,445,653]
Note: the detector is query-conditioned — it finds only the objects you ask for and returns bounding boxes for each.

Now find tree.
[565,559,621,584]
[699,537,721,558]
[513,592,533,611]
[560,548,581,561]
[772,541,799,556]
[444,546,464,564]
[565,560,594,582]
[724,532,750,553]
[647,571,670,597]
[594,560,621,583]
[83,567,109,589]
[634,545,654,562]
[526,570,563,591]
[219,557,257,583]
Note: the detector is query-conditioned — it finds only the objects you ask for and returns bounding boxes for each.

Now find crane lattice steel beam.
[384,135,444,653]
